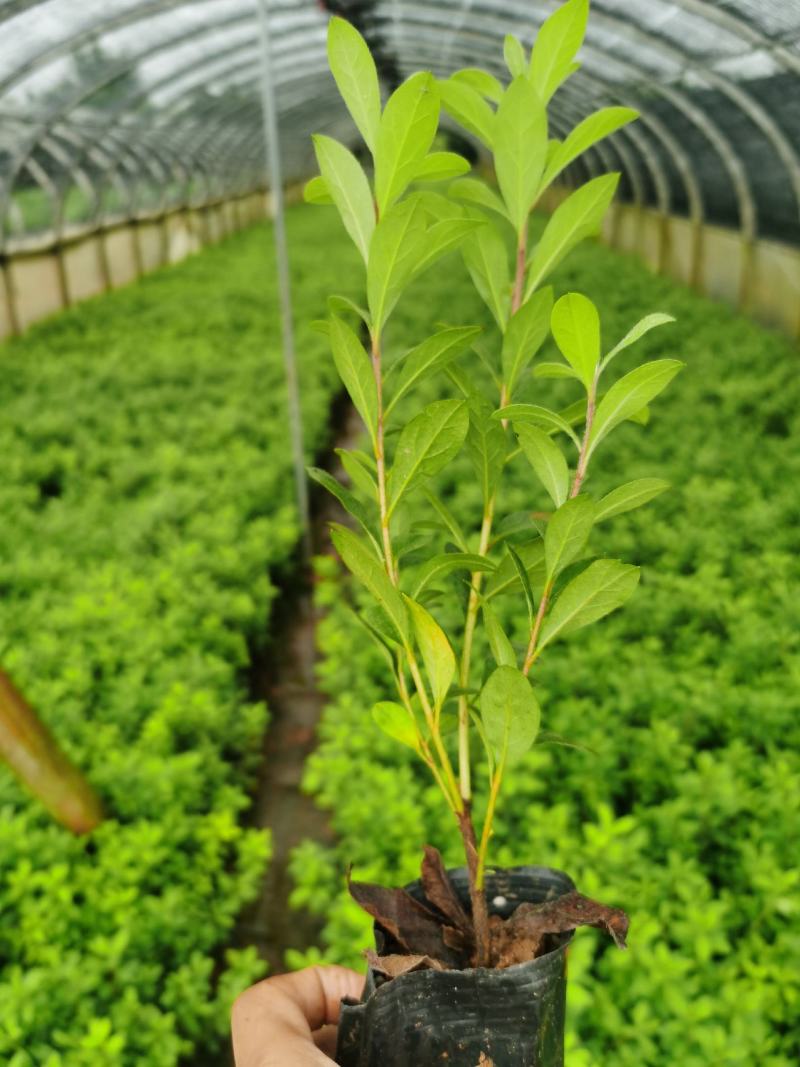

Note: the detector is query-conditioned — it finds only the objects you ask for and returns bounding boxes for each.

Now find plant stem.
[476,759,505,889]
[370,330,396,582]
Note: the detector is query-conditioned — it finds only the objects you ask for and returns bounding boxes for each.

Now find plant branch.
[476,757,505,890]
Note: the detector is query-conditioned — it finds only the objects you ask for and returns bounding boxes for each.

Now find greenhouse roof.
[1,0,799,248]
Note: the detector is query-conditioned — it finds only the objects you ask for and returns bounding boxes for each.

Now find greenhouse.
[0,1,798,1065]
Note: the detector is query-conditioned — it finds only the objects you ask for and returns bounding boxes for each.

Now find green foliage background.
[0,210,359,1065]
[290,224,800,1066]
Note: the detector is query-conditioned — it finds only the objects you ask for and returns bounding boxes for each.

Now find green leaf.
[494,76,548,236]
[595,478,671,522]
[494,403,581,448]
[482,600,517,668]
[588,359,683,457]
[465,393,507,505]
[303,175,333,205]
[450,67,503,103]
[538,559,639,650]
[480,665,540,766]
[327,17,382,155]
[449,178,510,222]
[336,448,378,499]
[307,467,377,544]
[312,134,375,264]
[462,219,511,330]
[485,540,546,600]
[372,701,419,751]
[545,496,595,579]
[530,0,589,103]
[387,326,482,415]
[331,523,409,643]
[508,543,536,626]
[413,152,471,183]
[389,399,469,514]
[329,316,378,447]
[503,34,528,78]
[375,72,440,212]
[516,423,569,508]
[502,286,553,396]
[440,78,496,147]
[532,361,580,381]
[411,552,495,599]
[327,293,371,329]
[602,312,676,370]
[542,107,639,190]
[405,597,456,710]
[367,197,426,331]
[409,217,485,280]
[551,291,601,390]
[422,489,469,551]
[525,173,619,299]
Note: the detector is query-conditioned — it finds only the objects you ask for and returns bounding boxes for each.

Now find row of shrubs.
[0,209,359,1065]
[290,227,800,1065]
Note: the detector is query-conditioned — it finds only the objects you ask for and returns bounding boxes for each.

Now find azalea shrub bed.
[0,209,359,1066]
[291,231,800,1067]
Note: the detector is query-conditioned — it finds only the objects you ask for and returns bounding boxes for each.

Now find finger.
[259,966,364,1032]
[312,1023,339,1057]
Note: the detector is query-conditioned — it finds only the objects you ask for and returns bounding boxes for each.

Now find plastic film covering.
[0,0,798,252]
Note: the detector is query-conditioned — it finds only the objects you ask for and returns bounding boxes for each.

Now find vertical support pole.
[256,0,311,561]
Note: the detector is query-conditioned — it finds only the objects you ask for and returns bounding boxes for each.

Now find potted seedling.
[305,1,681,1063]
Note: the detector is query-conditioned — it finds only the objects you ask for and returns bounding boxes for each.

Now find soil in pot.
[335,849,628,1067]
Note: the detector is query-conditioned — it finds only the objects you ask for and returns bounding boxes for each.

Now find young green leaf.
[439,77,496,147]
[595,478,671,522]
[485,539,546,600]
[493,403,581,448]
[312,134,375,263]
[330,523,409,643]
[405,597,456,710]
[516,423,569,508]
[482,600,517,668]
[450,67,503,103]
[588,359,683,456]
[372,701,420,751]
[413,152,471,183]
[409,217,485,279]
[329,316,378,447]
[462,219,511,330]
[375,72,440,212]
[551,291,601,390]
[327,293,371,329]
[602,312,676,370]
[367,197,426,330]
[303,175,333,205]
[532,361,581,381]
[542,107,639,190]
[336,447,378,498]
[538,558,639,650]
[502,286,553,396]
[387,325,482,415]
[389,399,469,514]
[411,552,495,599]
[307,467,378,545]
[525,173,619,299]
[480,665,540,766]
[465,393,507,505]
[508,543,536,626]
[494,76,548,236]
[544,496,596,579]
[503,34,528,78]
[530,0,589,103]
[449,178,510,222]
[327,17,382,155]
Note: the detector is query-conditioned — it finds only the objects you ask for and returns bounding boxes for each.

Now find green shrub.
[291,235,800,1064]
[0,209,360,1064]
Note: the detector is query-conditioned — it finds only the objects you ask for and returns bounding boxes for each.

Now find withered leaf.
[348,875,463,966]
[421,845,472,941]
[493,891,629,967]
[365,950,446,978]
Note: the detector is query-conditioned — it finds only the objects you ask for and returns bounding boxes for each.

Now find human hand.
[232,964,364,1066]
